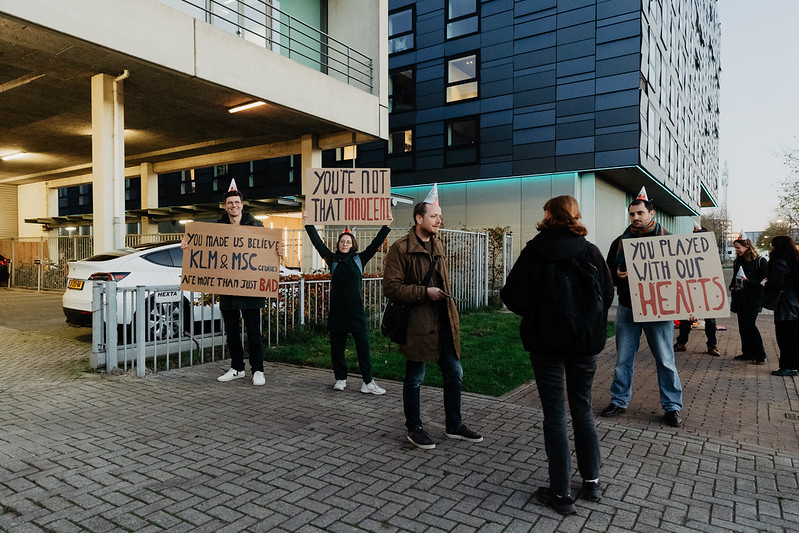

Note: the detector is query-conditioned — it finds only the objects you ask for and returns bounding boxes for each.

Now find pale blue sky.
[718,0,799,232]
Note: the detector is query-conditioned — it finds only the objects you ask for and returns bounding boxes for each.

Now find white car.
[63,241,299,340]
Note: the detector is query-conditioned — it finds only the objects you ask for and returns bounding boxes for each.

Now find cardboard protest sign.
[622,233,729,322]
[305,168,391,225]
[180,222,282,298]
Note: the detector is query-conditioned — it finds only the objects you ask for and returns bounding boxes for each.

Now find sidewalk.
[1,302,798,531]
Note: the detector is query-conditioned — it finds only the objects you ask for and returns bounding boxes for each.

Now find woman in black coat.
[728,238,768,364]
[763,235,799,376]
[305,214,391,394]
[501,195,613,515]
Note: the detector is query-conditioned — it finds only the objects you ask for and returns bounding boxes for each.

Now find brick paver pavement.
[1,294,798,532]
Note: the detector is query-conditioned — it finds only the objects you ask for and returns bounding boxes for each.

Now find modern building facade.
[348,0,721,254]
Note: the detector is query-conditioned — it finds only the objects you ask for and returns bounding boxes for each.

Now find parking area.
[0,287,91,343]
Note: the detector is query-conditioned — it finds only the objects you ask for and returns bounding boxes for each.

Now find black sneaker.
[407,427,436,450]
[534,486,576,516]
[445,424,484,442]
[600,403,626,417]
[581,481,602,502]
[750,358,767,365]
[733,354,753,361]
[664,410,683,428]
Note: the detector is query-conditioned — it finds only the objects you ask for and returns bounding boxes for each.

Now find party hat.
[693,220,702,230]
[423,183,439,205]
[636,186,648,201]
[736,266,745,279]
[228,178,238,192]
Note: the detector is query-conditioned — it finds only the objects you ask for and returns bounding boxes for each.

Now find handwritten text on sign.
[306,168,391,225]
[622,233,729,322]
[180,222,282,298]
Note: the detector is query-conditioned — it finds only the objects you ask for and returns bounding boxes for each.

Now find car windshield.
[83,241,180,262]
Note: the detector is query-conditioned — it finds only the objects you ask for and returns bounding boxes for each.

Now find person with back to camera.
[728,235,768,364]
[763,235,799,377]
[304,210,392,394]
[501,195,614,516]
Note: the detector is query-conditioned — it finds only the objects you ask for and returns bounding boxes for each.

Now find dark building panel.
[556,96,596,117]
[556,119,595,140]
[556,153,595,171]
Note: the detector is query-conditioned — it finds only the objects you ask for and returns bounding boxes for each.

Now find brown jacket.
[382,228,460,362]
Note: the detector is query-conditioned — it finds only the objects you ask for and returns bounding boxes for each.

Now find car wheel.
[145,297,191,341]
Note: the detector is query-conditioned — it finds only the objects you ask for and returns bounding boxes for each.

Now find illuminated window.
[388,129,413,155]
[446,53,478,103]
[335,146,357,161]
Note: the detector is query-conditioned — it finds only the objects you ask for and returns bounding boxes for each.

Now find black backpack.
[534,245,606,355]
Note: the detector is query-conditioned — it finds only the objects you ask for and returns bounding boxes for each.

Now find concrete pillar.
[91,73,126,252]
[578,171,597,242]
[300,134,322,273]
[139,162,158,234]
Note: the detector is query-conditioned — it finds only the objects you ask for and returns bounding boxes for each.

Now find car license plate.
[68,280,84,290]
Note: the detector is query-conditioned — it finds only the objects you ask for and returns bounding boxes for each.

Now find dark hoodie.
[501,227,614,354]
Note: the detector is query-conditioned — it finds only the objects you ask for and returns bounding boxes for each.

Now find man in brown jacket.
[383,198,483,450]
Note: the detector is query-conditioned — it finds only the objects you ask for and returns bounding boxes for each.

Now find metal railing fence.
[164,0,373,92]
[0,236,94,291]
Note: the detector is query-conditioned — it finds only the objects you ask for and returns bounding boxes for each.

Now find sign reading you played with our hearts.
[622,233,730,322]
[305,167,392,225]
[180,222,282,298]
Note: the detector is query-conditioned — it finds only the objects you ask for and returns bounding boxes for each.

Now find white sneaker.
[252,371,265,386]
[361,380,386,395]
[333,379,347,391]
[218,369,245,382]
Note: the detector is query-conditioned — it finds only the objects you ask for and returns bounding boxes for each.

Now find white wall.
[17,183,50,238]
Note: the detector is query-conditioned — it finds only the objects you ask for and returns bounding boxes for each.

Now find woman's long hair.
[733,238,758,262]
[537,195,587,236]
[770,235,799,263]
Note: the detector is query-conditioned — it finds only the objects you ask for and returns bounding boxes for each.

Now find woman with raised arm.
[305,212,392,394]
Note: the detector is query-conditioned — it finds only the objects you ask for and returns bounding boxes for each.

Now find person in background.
[501,195,613,515]
[304,212,392,394]
[763,235,799,377]
[729,237,768,364]
[674,225,720,356]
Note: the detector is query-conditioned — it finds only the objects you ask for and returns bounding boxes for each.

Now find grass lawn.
[265,308,615,397]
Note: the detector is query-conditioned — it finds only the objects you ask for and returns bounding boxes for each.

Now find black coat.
[764,257,799,322]
[217,211,266,311]
[500,228,614,353]
[729,255,768,314]
[306,225,391,332]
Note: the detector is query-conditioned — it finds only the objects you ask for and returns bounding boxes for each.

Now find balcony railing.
[164,0,373,92]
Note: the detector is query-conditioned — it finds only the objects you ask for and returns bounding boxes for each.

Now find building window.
[389,7,414,55]
[58,188,68,210]
[446,53,478,103]
[78,185,91,206]
[447,0,479,40]
[389,69,415,113]
[336,146,357,161]
[446,116,479,166]
[288,155,299,183]
[388,129,414,155]
[180,170,195,194]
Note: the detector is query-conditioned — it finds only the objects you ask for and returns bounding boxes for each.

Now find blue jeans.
[530,352,600,497]
[403,326,463,432]
[610,305,683,412]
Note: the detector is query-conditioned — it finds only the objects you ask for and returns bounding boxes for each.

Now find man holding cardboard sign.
[181,183,282,387]
[600,189,684,428]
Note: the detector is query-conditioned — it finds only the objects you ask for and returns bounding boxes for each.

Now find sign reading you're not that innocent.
[622,233,730,322]
[305,167,392,225]
[180,222,282,298]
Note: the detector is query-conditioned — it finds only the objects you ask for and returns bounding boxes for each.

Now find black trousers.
[330,330,373,383]
[222,308,264,373]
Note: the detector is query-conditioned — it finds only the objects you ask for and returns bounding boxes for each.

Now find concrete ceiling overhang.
[0,12,378,186]
[596,166,698,217]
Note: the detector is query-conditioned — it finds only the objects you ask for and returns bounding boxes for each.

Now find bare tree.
[700,207,732,257]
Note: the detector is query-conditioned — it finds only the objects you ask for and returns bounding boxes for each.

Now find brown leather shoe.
[673,343,686,352]
[707,346,720,356]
